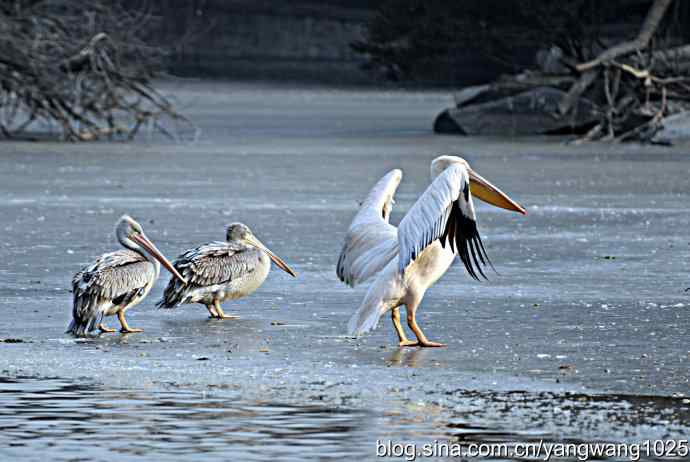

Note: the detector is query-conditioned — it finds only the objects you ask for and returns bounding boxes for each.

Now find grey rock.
[435,86,598,136]
[652,111,690,144]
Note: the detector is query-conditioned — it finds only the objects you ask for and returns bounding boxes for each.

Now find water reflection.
[386,348,430,367]
[0,377,370,461]
[2,376,688,461]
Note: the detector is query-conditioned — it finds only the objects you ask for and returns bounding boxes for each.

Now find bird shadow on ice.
[386,348,431,368]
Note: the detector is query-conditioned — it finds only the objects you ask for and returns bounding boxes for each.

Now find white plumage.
[337,155,525,347]
[336,169,400,287]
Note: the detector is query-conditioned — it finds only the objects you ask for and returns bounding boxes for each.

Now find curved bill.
[132,234,188,285]
[245,235,297,278]
[468,169,527,215]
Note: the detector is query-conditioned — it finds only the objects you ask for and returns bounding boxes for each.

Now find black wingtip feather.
[475,233,497,275]
[408,197,495,281]
[468,237,487,280]
[442,200,492,281]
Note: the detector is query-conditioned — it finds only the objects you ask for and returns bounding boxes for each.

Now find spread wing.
[158,241,259,308]
[336,169,401,287]
[397,163,491,280]
[69,250,154,335]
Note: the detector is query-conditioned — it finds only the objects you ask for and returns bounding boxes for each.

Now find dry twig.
[0,1,189,141]
[549,0,690,142]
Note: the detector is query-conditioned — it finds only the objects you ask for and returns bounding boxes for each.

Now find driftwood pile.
[436,0,690,143]
[0,1,187,141]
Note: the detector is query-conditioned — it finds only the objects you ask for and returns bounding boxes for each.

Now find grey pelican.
[337,155,526,347]
[67,215,187,336]
[157,223,296,319]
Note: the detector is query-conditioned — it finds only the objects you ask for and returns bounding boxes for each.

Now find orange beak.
[468,169,527,215]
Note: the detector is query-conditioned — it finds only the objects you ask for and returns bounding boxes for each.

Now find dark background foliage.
[352,0,690,84]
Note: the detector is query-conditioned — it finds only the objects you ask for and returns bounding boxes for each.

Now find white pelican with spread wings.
[337,155,526,347]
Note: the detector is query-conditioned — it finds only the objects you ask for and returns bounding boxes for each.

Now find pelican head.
[115,215,187,284]
[226,223,297,277]
[431,155,526,215]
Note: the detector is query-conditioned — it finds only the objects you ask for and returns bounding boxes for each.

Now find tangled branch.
[442,0,689,143]
[558,0,688,142]
[0,0,189,141]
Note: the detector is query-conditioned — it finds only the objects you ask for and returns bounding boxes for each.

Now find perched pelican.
[157,223,296,318]
[67,215,187,336]
[337,155,526,347]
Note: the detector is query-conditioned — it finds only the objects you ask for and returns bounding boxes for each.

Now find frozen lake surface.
[0,81,689,460]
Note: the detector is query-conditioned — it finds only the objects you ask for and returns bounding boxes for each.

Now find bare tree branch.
[559,0,675,119]
[576,0,674,72]
[0,0,190,141]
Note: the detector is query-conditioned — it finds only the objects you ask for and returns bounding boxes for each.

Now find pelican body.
[337,155,526,347]
[67,215,187,336]
[157,223,296,319]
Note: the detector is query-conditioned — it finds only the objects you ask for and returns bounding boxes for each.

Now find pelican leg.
[213,300,239,320]
[392,307,418,347]
[405,303,445,348]
[117,310,143,333]
[206,304,219,319]
[97,323,116,334]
